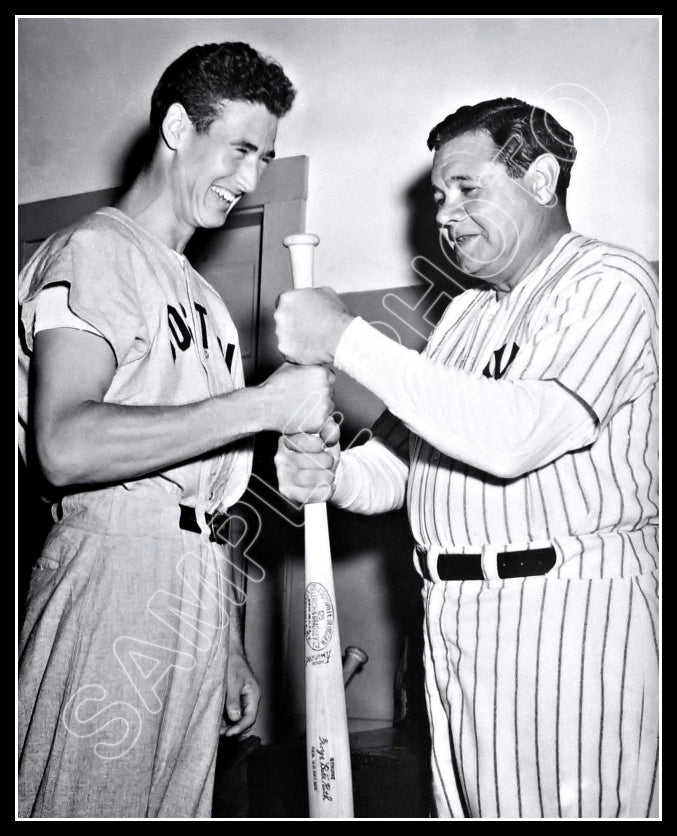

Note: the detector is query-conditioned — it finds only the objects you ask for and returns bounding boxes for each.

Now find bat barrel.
[304,503,354,817]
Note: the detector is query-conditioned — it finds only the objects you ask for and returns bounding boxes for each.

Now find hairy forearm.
[37,387,269,487]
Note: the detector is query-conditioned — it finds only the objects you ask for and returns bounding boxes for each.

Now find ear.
[161,103,192,151]
[526,153,561,206]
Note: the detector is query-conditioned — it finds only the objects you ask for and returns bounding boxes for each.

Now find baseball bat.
[342,646,369,687]
[282,233,354,818]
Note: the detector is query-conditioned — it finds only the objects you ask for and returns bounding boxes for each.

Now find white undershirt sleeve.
[34,285,105,338]
[334,317,597,480]
[332,438,408,514]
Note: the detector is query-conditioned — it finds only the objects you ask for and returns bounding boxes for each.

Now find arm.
[332,440,408,514]
[223,618,260,738]
[333,318,596,479]
[222,554,260,737]
[208,510,259,738]
[275,289,595,480]
[33,328,334,487]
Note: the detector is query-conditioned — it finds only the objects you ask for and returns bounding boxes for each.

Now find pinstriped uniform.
[410,233,659,817]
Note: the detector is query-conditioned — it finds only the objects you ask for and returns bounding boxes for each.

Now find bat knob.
[342,645,369,687]
[283,233,320,249]
[344,646,369,665]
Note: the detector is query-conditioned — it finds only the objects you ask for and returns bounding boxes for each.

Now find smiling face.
[431,129,546,290]
[171,99,278,234]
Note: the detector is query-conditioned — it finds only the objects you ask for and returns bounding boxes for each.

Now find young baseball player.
[274,98,659,818]
[18,42,335,818]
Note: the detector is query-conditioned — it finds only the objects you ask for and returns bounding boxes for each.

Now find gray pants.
[19,487,236,818]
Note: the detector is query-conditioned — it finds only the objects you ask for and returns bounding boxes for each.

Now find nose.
[237,157,261,194]
[436,194,466,229]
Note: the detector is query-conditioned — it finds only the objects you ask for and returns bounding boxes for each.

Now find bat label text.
[305,582,335,651]
[305,649,332,666]
[310,736,335,802]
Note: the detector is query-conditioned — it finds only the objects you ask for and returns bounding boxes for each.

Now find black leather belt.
[179,504,230,544]
[415,544,556,581]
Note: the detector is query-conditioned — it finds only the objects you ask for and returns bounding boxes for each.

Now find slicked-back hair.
[427,97,576,203]
[150,41,296,135]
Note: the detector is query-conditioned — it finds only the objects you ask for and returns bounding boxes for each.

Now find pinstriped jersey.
[407,232,658,579]
[18,207,253,512]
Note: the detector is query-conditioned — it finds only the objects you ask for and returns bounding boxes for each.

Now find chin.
[201,200,234,227]
[202,212,230,230]
[452,257,483,278]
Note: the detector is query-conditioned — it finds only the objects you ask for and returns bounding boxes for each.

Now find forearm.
[227,577,246,645]
[37,387,269,487]
[332,438,408,514]
[335,318,597,479]
[224,514,248,635]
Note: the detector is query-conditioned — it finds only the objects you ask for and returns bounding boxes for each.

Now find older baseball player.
[18,42,335,818]
[274,98,659,818]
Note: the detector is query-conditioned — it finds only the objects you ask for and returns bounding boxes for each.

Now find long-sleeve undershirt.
[331,317,597,514]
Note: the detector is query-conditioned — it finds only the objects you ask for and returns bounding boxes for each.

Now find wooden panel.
[18,187,122,245]
[256,198,308,377]
[185,209,263,380]
[237,155,308,209]
[20,239,47,269]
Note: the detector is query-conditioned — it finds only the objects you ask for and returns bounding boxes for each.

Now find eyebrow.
[432,174,477,190]
[234,140,276,160]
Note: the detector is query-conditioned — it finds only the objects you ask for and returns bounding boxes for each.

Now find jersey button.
[204,349,210,360]
[431,451,441,463]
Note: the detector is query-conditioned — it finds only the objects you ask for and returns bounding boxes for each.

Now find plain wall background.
[18,16,659,293]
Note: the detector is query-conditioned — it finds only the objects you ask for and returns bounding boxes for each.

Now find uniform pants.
[423,574,659,818]
[18,488,237,818]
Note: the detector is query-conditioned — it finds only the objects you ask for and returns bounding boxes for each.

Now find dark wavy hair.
[150,41,296,135]
[427,97,576,203]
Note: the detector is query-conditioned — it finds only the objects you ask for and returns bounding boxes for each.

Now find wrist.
[331,454,355,508]
[228,620,245,646]
[333,315,366,371]
[253,381,283,433]
[327,312,356,362]
[215,387,268,437]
